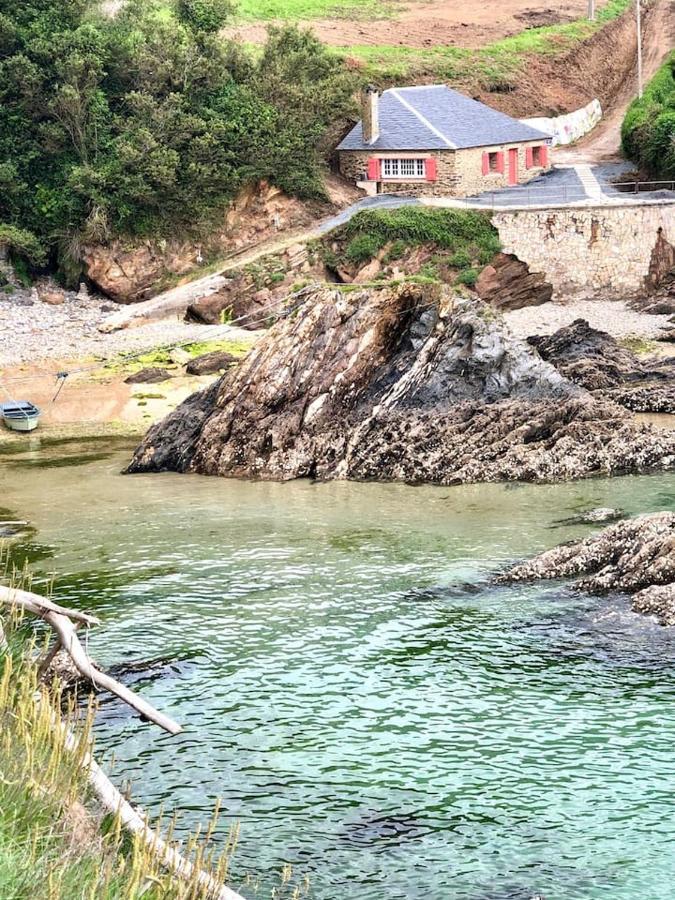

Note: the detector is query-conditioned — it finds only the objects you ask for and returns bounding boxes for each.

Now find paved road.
[317,165,675,228]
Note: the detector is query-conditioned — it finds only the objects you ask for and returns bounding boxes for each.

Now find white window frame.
[381,158,427,180]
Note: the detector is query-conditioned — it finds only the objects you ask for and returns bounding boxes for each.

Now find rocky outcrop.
[127,283,675,484]
[500,512,675,624]
[84,182,326,304]
[475,252,553,311]
[632,584,675,626]
[528,319,675,412]
[124,368,173,384]
[185,351,237,376]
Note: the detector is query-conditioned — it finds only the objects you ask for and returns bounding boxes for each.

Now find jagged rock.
[529,318,675,412]
[168,347,191,366]
[185,351,237,376]
[38,285,66,305]
[632,583,675,626]
[186,282,274,327]
[124,367,173,384]
[84,181,322,303]
[500,512,675,596]
[126,283,675,484]
[353,258,382,283]
[475,252,553,311]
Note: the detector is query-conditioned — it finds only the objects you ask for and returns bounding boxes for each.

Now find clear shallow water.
[2,443,675,900]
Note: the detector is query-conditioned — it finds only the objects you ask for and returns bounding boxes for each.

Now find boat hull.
[2,415,40,432]
[0,401,41,432]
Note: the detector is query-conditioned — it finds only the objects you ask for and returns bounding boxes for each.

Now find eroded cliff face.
[127,283,675,484]
[82,182,329,304]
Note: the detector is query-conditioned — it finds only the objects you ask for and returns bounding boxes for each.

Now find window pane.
[416,159,426,177]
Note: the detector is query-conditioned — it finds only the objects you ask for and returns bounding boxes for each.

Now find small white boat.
[0,401,41,432]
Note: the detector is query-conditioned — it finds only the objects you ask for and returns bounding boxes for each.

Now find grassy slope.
[337,0,632,82]
[237,0,389,18]
[152,0,632,83]
[319,207,501,288]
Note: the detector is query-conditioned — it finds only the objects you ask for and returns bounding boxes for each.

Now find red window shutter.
[425,158,438,181]
[482,152,490,176]
[540,145,548,167]
[526,147,533,169]
[497,151,505,174]
[367,158,380,180]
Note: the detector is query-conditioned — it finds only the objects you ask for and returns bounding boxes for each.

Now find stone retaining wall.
[492,204,675,300]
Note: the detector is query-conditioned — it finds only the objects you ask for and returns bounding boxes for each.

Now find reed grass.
[0,605,240,899]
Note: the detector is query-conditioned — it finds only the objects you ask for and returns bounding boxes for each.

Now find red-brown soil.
[227,0,609,50]
[471,1,673,119]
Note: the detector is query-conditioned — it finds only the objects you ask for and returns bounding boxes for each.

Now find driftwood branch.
[0,585,182,735]
[4,585,244,898]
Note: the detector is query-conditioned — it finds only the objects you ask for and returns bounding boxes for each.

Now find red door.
[508,148,518,186]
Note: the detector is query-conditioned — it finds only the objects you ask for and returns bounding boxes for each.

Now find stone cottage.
[338,85,553,197]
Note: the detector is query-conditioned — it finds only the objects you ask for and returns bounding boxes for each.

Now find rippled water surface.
[2,441,675,900]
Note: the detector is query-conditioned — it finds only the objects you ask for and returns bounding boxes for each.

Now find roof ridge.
[389,87,457,150]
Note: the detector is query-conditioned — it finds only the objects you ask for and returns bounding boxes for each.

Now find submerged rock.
[501,513,675,618]
[553,506,625,527]
[127,283,675,484]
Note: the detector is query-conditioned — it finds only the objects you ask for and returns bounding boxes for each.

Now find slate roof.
[337,85,550,152]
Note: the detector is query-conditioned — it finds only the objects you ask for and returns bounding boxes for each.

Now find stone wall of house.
[493,203,675,299]
[454,142,548,196]
[339,140,550,198]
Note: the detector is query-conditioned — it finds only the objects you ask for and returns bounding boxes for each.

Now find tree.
[176,0,234,33]
[0,0,357,275]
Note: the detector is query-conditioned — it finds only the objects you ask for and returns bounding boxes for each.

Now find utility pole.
[636,0,643,97]
[588,0,595,21]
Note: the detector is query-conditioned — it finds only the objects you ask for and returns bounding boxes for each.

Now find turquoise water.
[2,442,675,900]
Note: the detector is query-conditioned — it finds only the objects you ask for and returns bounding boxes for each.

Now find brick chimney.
[362,85,379,144]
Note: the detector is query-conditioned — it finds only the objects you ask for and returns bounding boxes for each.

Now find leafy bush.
[334,208,500,277]
[345,233,383,263]
[177,0,234,31]
[384,238,407,262]
[0,2,356,276]
[455,267,479,286]
[343,207,500,256]
[0,225,46,266]
[448,249,472,269]
[622,53,675,178]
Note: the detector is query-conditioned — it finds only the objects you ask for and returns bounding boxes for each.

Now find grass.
[622,52,675,177]
[321,207,500,287]
[237,0,391,20]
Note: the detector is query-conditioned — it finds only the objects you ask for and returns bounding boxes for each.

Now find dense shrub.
[622,53,675,178]
[336,207,500,266]
[0,0,356,275]
[345,233,382,264]
[343,207,500,256]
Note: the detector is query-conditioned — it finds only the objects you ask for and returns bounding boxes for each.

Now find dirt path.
[556,0,675,164]
[225,0,609,50]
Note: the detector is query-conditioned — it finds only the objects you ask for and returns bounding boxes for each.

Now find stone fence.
[492,203,675,299]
